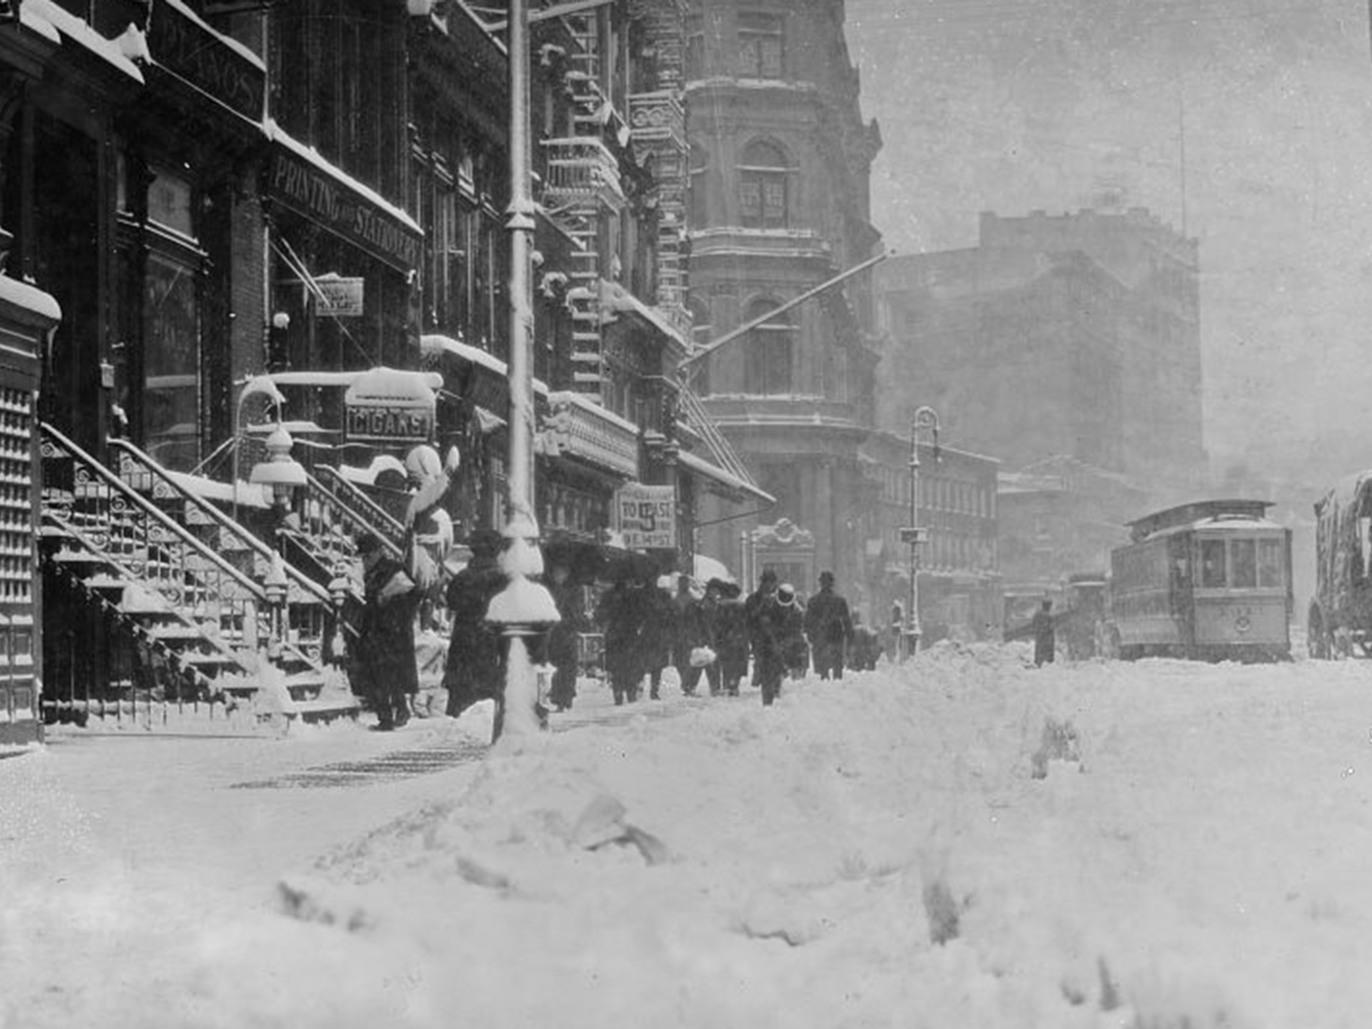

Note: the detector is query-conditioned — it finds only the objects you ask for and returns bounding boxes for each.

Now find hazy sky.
[845,0,1372,488]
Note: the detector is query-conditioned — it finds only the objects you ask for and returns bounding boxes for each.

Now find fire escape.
[540,11,625,399]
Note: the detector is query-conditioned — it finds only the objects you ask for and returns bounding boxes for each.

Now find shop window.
[739,140,788,229]
[738,11,783,78]
[143,249,201,470]
[742,298,793,395]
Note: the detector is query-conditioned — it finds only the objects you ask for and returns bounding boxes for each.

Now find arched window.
[739,140,788,229]
[743,297,794,395]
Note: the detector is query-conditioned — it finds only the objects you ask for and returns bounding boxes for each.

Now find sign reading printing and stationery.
[268,145,423,272]
[615,484,676,549]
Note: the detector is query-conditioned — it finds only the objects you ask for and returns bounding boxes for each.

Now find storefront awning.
[265,120,424,272]
[677,449,774,505]
[599,279,689,355]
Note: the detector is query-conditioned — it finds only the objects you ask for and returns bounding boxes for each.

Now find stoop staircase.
[39,424,359,731]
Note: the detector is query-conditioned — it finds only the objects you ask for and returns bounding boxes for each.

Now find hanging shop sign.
[267,144,423,273]
[344,368,437,445]
[148,0,266,121]
[614,483,676,550]
[314,274,365,317]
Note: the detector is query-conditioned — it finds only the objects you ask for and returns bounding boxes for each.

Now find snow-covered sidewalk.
[5,645,1372,1028]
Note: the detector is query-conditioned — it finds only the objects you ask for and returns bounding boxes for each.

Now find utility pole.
[487,0,559,744]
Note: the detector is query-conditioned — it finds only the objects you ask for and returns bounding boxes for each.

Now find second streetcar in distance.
[1108,499,1292,662]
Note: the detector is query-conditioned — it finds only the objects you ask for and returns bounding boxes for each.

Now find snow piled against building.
[7,645,1372,1027]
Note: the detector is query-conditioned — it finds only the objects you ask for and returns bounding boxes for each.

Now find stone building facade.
[685,0,884,593]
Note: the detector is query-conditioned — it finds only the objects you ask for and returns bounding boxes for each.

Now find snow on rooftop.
[24,0,145,81]
[163,0,265,70]
[0,274,61,322]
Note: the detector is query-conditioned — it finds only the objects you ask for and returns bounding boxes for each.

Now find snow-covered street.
[5,646,1372,1028]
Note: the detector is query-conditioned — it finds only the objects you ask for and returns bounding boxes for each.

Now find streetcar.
[1107,499,1292,662]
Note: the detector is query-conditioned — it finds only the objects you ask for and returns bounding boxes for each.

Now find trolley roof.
[1127,499,1275,542]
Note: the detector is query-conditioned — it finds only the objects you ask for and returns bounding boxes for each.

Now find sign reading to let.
[614,484,676,550]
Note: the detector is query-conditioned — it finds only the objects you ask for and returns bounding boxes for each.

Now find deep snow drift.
[5,644,1372,1028]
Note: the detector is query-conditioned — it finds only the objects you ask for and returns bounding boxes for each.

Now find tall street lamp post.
[900,406,940,660]
[486,0,559,744]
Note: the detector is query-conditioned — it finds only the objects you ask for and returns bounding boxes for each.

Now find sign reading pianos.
[343,368,439,446]
[614,483,676,550]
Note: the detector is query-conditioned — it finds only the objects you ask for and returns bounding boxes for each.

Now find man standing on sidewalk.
[804,571,854,680]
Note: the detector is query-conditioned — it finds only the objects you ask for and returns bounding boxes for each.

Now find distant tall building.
[878,207,1206,504]
[877,206,1207,599]
[685,0,885,596]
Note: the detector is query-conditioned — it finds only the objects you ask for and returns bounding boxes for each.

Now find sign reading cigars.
[614,483,676,550]
[343,369,436,445]
[268,146,423,273]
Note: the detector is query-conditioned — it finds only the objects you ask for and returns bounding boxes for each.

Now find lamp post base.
[900,629,922,662]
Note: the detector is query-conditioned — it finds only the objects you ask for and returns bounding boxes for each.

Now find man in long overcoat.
[804,570,854,680]
[706,578,749,696]
[744,569,779,687]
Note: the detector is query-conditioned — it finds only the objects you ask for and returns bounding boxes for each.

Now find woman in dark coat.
[773,583,810,682]
[596,578,645,705]
[637,578,677,700]
[353,532,419,731]
[672,575,712,696]
[706,579,749,697]
[545,562,583,712]
[442,531,506,718]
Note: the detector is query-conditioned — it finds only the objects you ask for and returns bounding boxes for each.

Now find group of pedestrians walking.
[348,451,877,732]
[594,567,864,707]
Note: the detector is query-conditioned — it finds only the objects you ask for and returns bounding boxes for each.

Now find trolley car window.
[1200,539,1226,588]
[1230,539,1257,588]
[1258,538,1284,587]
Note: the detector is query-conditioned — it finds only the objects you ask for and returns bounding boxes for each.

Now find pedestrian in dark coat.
[706,579,749,696]
[544,562,582,712]
[672,575,712,696]
[804,570,854,680]
[745,569,779,687]
[637,577,676,700]
[442,530,506,718]
[597,577,648,705]
[754,584,805,705]
[1031,599,1057,666]
[353,532,419,731]
[772,583,809,683]
[849,612,882,671]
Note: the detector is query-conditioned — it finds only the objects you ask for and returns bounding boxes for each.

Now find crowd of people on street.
[345,448,900,736]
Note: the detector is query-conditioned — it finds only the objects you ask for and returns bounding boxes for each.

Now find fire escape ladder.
[40,423,358,729]
[676,383,762,490]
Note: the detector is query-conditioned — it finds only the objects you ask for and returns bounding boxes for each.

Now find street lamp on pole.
[900,405,940,660]
[485,0,559,745]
